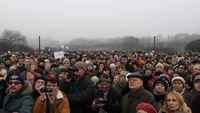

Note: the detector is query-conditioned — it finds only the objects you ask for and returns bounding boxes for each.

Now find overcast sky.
[0,0,200,41]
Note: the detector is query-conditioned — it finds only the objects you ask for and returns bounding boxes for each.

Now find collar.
[56,90,64,99]
[130,87,144,93]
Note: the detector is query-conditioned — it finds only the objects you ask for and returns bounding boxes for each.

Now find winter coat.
[2,82,33,113]
[190,93,200,113]
[32,90,70,113]
[91,87,121,113]
[113,82,129,96]
[184,89,200,113]
[184,89,199,106]
[153,93,166,110]
[61,75,95,113]
[121,87,156,113]
[0,80,6,108]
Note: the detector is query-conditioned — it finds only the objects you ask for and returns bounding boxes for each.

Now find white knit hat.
[172,76,185,84]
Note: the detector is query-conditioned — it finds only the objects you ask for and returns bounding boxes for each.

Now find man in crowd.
[121,72,156,113]
[91,78,121,113]
[1,74,33,113]
[61,61,95,113]
[33,77,70,113]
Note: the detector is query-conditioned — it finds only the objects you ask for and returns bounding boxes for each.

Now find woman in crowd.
[159,91,191,113]
[171,76,186,95]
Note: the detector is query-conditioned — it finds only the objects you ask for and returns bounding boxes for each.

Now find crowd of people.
[0,50,199,113]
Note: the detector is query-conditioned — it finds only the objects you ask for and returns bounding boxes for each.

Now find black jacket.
[185,89,200,113]
[91,87,121,113]
[61,75,95,113]
[0,80,6,108]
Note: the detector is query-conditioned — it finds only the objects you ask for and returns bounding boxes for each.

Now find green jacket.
[3,82,33,113]
[121,87,156,113]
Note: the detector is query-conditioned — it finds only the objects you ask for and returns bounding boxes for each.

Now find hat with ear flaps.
[153,75,170,90]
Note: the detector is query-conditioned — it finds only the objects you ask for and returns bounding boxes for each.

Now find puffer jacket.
[2,82,33,113]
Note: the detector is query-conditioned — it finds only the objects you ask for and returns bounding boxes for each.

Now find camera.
[40,86,53,93]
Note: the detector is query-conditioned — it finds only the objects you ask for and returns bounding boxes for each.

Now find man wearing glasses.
[1,74,33,113]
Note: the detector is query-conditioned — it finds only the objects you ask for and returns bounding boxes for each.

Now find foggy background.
[0,0,200,51]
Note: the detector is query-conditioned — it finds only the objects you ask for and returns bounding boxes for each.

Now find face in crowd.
[26,71,35,85]
[113,75,120,84]
[154,83,166,95]
[8,80,23,93]
[194,79,200,92]
[166,94,179,112]
[34,78,45,93]
[164,91,186,112]
[176,65,186,75]
[74,68,85,78]
[172,79,184,93]
[192,64,200,75]
[46,80,59,97]
[97,81,111,93]
[128,77,143,90]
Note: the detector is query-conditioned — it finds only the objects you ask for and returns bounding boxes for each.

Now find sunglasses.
[8,81,22,85]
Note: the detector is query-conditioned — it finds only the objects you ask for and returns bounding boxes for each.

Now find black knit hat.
[8,74,25,85]
[153,75,170,90]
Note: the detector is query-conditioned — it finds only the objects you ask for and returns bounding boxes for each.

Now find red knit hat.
[136,102,157,113]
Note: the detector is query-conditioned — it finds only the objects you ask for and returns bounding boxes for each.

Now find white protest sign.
[54,51,65,59]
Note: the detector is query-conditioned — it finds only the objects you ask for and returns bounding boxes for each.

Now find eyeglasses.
[8,81,21,85]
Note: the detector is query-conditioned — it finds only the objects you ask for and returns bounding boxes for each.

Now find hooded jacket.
[2,82,33,113]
